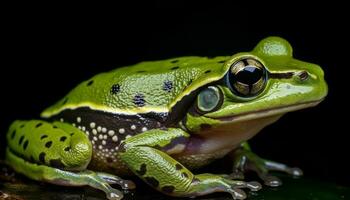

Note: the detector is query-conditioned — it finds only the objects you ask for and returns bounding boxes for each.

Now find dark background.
[1,1,349,189]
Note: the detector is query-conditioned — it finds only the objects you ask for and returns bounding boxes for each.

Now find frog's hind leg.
[5,120,130,200]
[6,149,123,199]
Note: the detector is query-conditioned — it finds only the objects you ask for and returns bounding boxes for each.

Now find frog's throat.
[180,100,322,155]
[214,99,323,124]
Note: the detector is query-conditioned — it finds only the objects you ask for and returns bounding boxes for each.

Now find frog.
[5,36,328,200]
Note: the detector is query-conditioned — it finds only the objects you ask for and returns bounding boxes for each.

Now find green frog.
[5,37,328,199]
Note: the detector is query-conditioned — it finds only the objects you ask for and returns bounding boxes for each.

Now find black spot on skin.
[52,125,58,129]
[60,136,67,142]
[136,164,147,176]
[70,133,74,136]
[144,177,159,187]
[18,136,24,145]
[170,66,179,70]
[110,84,120,94]
[133,94,146,107]
[64,147,71,151]
[62,98,68,105]
[30,156,35,162]
[182,172,189,178]
[45,141,53,148]
[171,60,179,63]
[11,130,16,139]
[175,164,183,170]
[23,140,29,150]
[20,124,25,128]
[218,60,226,63]
[137,70,146,73]
[161,185,175,193]
[35,123,43,128]
[41,135,48,140]
[87,80,94,86]
[200,124,212,131]
[163,80,173,92]
[39,152,46,163]
[204,70,211,74]
[50,159,65,168]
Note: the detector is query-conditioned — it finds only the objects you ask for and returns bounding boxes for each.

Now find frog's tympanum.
[5,37,328,199]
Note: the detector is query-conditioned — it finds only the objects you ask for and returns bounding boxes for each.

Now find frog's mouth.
[214,99,324,123]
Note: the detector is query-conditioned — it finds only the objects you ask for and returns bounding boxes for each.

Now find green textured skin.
[120,128,190,150]
[41,56,229,117]
[7,120,91,171]
[119,129,193,195]
[5,37,328,200]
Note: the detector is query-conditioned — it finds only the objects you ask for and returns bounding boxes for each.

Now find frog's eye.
[227,58,267,97]
[196,86,223,113]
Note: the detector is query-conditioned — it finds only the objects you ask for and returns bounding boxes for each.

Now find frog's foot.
[96,172,136,189]
[231,147,303,187]
[188,174,261,199]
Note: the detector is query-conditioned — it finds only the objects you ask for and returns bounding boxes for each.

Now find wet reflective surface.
[1,162,348,200]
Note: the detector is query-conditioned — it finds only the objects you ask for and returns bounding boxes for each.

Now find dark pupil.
[235,66,262,85]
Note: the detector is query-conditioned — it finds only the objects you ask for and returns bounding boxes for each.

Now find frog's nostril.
[297,71,309,81]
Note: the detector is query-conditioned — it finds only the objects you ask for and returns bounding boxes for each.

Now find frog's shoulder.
[41,56,230,117]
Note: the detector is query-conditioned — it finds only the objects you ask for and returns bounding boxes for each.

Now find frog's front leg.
[119,128,261,199]
[5,120,134,200]
[230,142,303,187]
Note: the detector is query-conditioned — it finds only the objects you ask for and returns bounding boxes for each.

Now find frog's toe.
[245,181,262,191]
[260,175,282,187]
[287,167,303,177]
[106,188,124,200]
[229,188,246,200]
[227,180,261,199]
[264,160,303,178]
[232,180,262,191]
[96,172,136,189]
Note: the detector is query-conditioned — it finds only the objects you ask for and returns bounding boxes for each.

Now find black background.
[1,1,349,187]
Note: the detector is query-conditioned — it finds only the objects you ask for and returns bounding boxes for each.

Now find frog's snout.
[299,63,328,103]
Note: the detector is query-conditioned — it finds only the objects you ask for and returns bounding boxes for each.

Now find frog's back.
[42,56,229,117]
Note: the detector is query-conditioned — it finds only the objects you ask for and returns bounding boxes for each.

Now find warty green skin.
[5,37,328,200]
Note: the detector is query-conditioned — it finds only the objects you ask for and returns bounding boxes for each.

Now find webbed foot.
[189,174,261,199]
[231,143,302,187]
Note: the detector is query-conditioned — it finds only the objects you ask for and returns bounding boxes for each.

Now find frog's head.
[183,37,328,140]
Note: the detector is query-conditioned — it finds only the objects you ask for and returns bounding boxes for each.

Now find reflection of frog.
[5,37,328,199]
